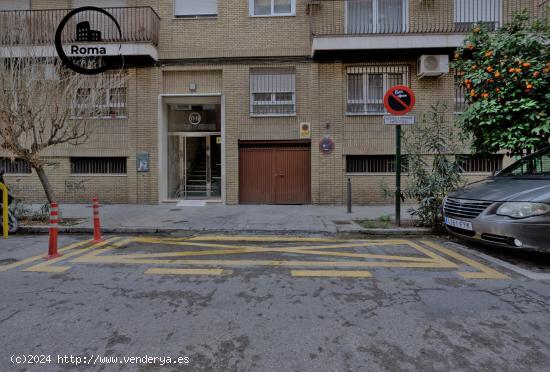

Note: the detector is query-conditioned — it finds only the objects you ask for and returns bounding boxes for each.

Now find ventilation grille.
[444,198,492,219]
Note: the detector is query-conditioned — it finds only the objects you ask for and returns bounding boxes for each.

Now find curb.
[350,227,434,236]
[18,225,434,237]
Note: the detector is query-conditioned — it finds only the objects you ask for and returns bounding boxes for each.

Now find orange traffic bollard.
[92,197,103,243]
[45,202,61,259]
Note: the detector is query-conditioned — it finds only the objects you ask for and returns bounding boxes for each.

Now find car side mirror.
[492,170,500,176]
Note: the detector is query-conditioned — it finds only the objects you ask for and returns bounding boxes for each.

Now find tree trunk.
[35,166,56,204]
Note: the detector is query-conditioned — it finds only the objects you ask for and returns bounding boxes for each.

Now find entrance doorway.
[163,98,223,202]
[168,135,221,200]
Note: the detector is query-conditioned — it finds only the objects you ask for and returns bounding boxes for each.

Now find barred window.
[70,157,127,174]
[346,155,408,173]
[0,158,31,174]
[346,0,407,34]
[454,0,502,32]
[250,69,296,116]
[347,66,409,114]
[72,74,127,119]
[457,154,503,173]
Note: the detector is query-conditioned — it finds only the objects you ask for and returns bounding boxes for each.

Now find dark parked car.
[443,147,550,250]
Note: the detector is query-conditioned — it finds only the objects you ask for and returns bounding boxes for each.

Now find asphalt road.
[1,234,550,372]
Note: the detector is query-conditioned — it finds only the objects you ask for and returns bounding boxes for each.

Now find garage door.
[239,141,311,204]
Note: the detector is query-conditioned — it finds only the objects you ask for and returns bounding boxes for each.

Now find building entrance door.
[168,134,221,200]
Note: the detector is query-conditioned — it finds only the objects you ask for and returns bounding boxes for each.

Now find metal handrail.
[309,0,541,37]
[0,6,160,46]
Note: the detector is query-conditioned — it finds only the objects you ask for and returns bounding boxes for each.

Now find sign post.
[383,85,416,227]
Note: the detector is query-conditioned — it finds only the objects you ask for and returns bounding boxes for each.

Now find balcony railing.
[0,7,159,46]
[309,0,542,37]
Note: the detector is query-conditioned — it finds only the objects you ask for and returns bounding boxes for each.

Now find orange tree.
[452,10,549,156]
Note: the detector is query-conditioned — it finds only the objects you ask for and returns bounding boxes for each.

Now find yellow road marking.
[150,235,410,245]
[118,241,418,259]
[23,237,120,273]
[144,268,225,276]
[0,239,93,272]
[74,256,458,269]
[421,240,509,279]
[291,270,372,278]
[405,240,457,265]
[71,237,131,262]
[285,248,437,262]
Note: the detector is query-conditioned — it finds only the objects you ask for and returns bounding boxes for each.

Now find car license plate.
[444,217,473,231]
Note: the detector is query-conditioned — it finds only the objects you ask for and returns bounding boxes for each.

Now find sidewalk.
[21,203,429,235]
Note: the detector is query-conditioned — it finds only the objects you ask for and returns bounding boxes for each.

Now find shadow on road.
[449,236,550,272]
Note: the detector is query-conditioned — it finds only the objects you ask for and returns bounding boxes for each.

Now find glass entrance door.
[167,134,221,200]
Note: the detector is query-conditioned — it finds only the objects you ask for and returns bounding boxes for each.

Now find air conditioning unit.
[417,55,449,78]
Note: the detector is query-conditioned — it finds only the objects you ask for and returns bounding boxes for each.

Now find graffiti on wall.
[65,179,88,194]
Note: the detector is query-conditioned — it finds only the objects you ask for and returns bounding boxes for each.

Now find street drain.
[0,259,18,265]
[333,220,352,225]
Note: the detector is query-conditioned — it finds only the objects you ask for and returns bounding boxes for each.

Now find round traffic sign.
[383,85,415,116]
[319,137,334,154]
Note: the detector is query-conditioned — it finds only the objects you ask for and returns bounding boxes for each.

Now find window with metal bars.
[346,65,409,114]
[0,158,31,174]
[250,68,296,116]
[70,157,127,175]
[346,0,408,34]
[453,0,502,32]
[72,74,127,119]
[346,155,408,173]
[456,154,503,173]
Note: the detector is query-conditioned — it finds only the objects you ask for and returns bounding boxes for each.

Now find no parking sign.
[383,85,415,116]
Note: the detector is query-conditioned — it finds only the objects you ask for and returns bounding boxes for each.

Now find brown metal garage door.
[239,141,311,204]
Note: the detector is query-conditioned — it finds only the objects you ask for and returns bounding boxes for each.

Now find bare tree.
[0,16,125,203]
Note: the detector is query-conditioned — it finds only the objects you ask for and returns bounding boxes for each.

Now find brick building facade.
[0,0,542,204]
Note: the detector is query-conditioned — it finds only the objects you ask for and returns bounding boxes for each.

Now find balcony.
[309,0,541,57]
[0,7,159,61]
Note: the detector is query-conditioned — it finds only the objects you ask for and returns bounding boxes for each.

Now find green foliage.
[402,103,466,229]
[452,10,550,156]
[11,199,49,222]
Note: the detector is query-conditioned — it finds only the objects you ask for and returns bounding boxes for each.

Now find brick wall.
[1,0,539,205]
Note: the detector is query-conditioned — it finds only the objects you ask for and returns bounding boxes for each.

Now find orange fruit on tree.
[523,62,531,68]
